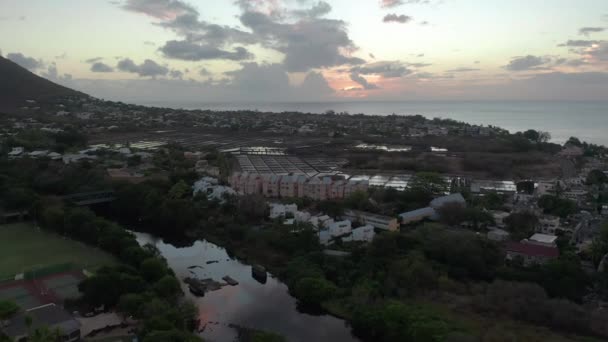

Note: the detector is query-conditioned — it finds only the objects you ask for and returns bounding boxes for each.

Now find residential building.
[429,193,466,210]
[537,216,561,235]
[350,224,375,242]
[527,233,558,247]
[328,220,352,237]
[491,211,510,228]
[262,174,282,198]
[193,177,236,203]
[399,207,437,225]
[8,147,24,158]
[506,242,559,266]
[343,210,400,231]
[269,203,298,219]
[487,228,510,241]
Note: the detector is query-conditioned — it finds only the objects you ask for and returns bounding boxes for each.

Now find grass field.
[0,222,116,279]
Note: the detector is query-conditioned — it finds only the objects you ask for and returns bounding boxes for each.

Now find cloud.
[85,57,103,63]
[117,58,169,77]
[292,1,332,18]
[446,67,480,72]
[240,10,365,72]
[588,41,608,61]
[380,0,403,8]
[199,67,211,76]
[350,72,379,90]
[122,0,197,20]
[579,27,605,36]
[144,41,156,46]
[381,0,433,7]
[558,39,601,47]
[383,14,412,23]
[504,55,551,71]
[160,40,253,61]
[7,52,43,70]
[91,62,114,73]
[169,69,183,79]
[121,0,365,72]
[353,61,413,78]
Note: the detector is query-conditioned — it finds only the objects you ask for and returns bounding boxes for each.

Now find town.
[1,91,608,341]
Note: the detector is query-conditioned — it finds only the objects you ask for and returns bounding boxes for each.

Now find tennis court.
[0,271,84,310]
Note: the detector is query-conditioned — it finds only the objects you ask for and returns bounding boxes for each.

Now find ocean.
[146,101,608,146]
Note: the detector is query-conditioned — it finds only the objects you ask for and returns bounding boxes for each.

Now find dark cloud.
[350,72,379,90]
[292,1,332,18]
[589,41,608,61]
[7,52,42,70]
[447,67,480,72]
[169,69,183,79]
[369,53,376,59]
[117,58,169,77]
[579,27,605,36]
[419,21,429,26]
[85,57,103,63]
[122,0,197,19]
[160,40,253,61]
[199,67,211,76]
[504,55,551,71]
[121,0,365,72]
[558,39,601,47]
[91,62,114,73]
[383,14,412,23]
[240,11,365,72]
[353,61,413,78]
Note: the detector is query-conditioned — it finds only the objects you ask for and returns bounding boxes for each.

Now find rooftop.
[506,242,559,258]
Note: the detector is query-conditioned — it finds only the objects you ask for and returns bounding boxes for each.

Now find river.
[133,231,358,342]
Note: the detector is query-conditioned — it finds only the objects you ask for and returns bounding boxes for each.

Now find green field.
[0,222,116,279]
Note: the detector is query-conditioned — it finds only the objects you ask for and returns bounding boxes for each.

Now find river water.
[134,232,358,342]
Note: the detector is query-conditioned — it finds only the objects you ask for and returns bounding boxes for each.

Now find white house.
[527,233,558,247]
[491,211,510,228]
[537,216,561,235]
[269,203,298,219]
[8,147,24,158]
[328,220,352,237]
[192,177,236,203]
[487,228,510,241]
[350,224,375,242]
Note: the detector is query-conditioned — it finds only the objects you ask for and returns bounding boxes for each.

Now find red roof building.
[505,241,559,266]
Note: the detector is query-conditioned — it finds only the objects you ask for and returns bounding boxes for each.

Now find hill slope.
[0,56,83,112]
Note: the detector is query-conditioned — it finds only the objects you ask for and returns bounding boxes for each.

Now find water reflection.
[134,232,358,342]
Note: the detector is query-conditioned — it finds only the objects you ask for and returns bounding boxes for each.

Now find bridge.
[62,191,116,206]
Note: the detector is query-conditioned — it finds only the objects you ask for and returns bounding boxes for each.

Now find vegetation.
[0,222,115,279]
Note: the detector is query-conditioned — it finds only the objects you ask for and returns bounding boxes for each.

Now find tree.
[140,258,168,282]
[293,277,337,306]
[586,169,608,186]
[153,275,182,299]
[117,293,145,318]
[505,212,538,240]
[168,180,190,200]
[409,172,448,196]
[0,300,19,320]
[538,195,577,218]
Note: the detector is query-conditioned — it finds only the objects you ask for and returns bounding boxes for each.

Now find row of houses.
[230,172,369,200]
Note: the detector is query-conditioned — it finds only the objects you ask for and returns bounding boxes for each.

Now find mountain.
[0,56,83,113]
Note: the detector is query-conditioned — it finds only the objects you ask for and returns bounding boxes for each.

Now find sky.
[1,0,607,103]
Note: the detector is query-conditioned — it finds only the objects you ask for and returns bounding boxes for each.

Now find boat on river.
[252,264,267,283]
